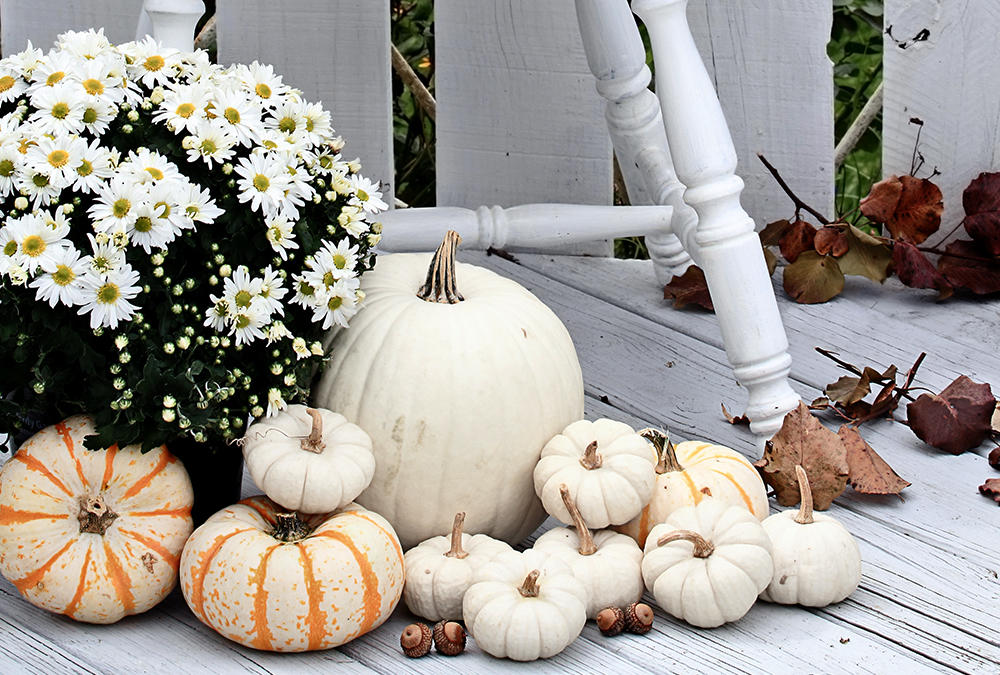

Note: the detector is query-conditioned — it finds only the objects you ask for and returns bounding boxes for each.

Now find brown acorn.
[625,602,654,634]
[400,622,432,658]
[596,606,626,636]
[433,620,466,656]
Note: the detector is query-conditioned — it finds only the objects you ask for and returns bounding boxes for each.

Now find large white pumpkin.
[313,232,584,548]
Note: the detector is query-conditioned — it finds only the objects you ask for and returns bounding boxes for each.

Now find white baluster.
[139,0,205,52]
[632,0,799,439]
[574,0,698,285]
[377,204,672,253]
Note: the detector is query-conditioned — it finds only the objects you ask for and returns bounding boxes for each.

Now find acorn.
[433,620,467,656]
[400,622,432,658]
[596,606,626,636]
[625,602,654,634]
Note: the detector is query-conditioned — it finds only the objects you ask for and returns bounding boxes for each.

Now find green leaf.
[782,252,845,304]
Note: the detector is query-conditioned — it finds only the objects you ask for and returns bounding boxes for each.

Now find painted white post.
[632,0,799,439]
[574,0,698,285]
[139,0,204,51]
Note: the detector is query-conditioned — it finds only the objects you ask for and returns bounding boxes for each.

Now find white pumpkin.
[313,231,584,548]
[532,484,643,618]
[463,549,587,661]
[761,465,861,606]
[642,498,773,628]
[403,512,513,621]
[242,405,375,514]
[534,418,657,529]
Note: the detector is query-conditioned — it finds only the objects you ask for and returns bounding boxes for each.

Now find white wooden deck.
[2,252,999,674]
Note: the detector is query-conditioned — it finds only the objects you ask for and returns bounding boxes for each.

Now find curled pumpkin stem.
[417,230,465,304]
[445,512,469,559]
[640,428,682,473]
[272,512,311,542]
[579,440,603,470]
[794,465,815,524]
[518,569,541,598]
[656,529,715,558]
[300,408,326,454]
[559,484,597,556]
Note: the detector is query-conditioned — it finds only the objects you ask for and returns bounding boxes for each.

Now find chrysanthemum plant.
[0,30,387,453]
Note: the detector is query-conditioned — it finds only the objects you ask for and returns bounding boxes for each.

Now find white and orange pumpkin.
[180,495,405,652]
[0,415,194,623]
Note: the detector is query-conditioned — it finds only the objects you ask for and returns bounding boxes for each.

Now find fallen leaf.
[779,219,818,263]
[859,175,902,224]
[837,225,893,283]
[962,172,1000,255]
[755,402,849,509]
[825,374,872,406]
[721,402,750,426]
[989,446,1000,470]
[810,396,831,409]
[760,219,793,246]
[839,426,910,497]
[937,240,1000,295]
[907,375,995,454]
[893,241,953,298]
[783,252,845,304]
[993,401,1000,435]
[979,478,1000,505]
[763,245,778,277]
[814,226,850,257]
[663,265,714,311]
[860,175,943,244]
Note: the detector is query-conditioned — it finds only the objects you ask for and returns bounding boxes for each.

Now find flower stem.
[417,230,465,304]
[559,484,597,556]
[445,512,469,559]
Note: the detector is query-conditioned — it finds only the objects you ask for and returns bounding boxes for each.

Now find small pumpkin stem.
[656,529,715,558]
[640,428,683,474]
[559,484,597,556]
[77,494,119,535]
[518,569,541,598]
[300,408,326,454]
[272,512,311,542]
[417,230,465,304]
[445,512,469,559]
[794,464,815,524]
[579,440,603,470]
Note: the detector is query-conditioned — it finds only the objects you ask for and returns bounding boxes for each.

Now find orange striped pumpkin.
[615,438,768,548]
[179,495,404,652]
[0,415,194,623]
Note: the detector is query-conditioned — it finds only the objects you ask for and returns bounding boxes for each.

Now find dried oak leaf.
[760,219,793,246]
[937,240,1000,295]
[825,374,872,406]
[721,402,750,426]
[663,265,713,311]
[979,478,1000,505]
[962,171,1000,255]
[755,402,849,509]
[779,219,818,263]
[783,251,845,304]
[838,426,910,497]
[814,226,849,257]
[906,375,995,454]
[892,240,953,298]
[860,174,943,244]
[837,225,892,283]
[989,446,1000,470]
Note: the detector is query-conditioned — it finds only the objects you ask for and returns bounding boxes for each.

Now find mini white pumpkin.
[761,465,862,606]
[642,498,773,628]
[463,549,587,661]
[242,405,375,513]
[533,484,643,618]
[534,419,657,529]
[403,511,513,621]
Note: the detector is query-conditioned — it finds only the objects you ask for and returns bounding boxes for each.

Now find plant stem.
[77,494,119,535]
[758,153,831,225]
[559,484,597,556]
[518,569,541,598]
[578,440,603,470]
[417,230,465,304]
[300,408,326,453]
[794,465,815,524]
[445,512,469,559]
[273,512,311,542]
[656,529,715,558]
[639,428,682,473]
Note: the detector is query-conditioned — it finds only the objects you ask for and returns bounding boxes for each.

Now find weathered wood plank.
[0,613,100,675]
[0,0,142,56]
[216,1,393,204]
[434,0,611,255]
[883,0,1000,239]
[687,0,835,228]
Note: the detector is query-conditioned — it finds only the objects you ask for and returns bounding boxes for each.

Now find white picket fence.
[0,0,994,233]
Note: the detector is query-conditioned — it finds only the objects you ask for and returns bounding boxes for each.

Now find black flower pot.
[167,438,245,526]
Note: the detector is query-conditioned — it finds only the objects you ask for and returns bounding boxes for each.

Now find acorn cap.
[400,623,432,658]
[625,602,654,634]
[433,620,466,656]
[596,606,626,636]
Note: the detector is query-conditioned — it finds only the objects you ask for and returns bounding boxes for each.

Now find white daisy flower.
[291,336,310,359]
[234,152,290,216]
[71,138,115,193]
[73,56,124,103]
[236,62,289,103]
[203,295,232,332]
[89,177,146,233]
[264,216,299,260]
[312,276,361,329]
[79,95,116,135]
[300,102,333,144]
[223,265,264,312]
[147,180,191,233]
[127,200,175,252]
[28,82,87,136]
[86,233,125,275]
[122,147,181,184]
[124,36,179,89]
[77,263,142,329]
[0,67,28,104]
[27,135,87,185]
[0,144,23,198]
[4,213,71,273]
[290,272,320,309]
[29,244,88,308]
[28,50,81,91]
[185,120,237,168]
[338,205,371,238]
[153,81,210,134]
[263,320,292,344]
[313,238,359,284]
[181,183,223,224]
[309,147,342,175]
[348,174,388,213]
[257,265,287,316]
[230,300,268,345]
[15,167,64,208]
[208,87,263,146]
[7,42,44,78]
[266,387,287,417]
[56,28,113,61]
[266,98,308,139]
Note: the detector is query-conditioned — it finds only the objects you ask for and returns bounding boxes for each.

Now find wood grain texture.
[435,0,612,255]
[216,0,393,204]
[883,0,1000,239]
[686,0,835,228]
[0,0,142,55]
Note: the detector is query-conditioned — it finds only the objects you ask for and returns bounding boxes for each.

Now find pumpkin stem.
[417,230,465,304]
[640,428,683,474]
[517,569,541,598]
[272,512,311,542]
[579,441,603,470]
[445,512,469,559]
[794,465,815,524]
[300,408,326,453]
[559,484,598,556]
[656,529,715,558]
[77,494,119,535]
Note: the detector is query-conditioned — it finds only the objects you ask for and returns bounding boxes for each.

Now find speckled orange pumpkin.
[0,415,194,623]
[179,495,404,652]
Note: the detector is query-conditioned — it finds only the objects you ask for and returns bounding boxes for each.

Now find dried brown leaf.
[988,446,1000,470]
[763,245,778,277]
[893,240,953,298]
[825,374,872,406]
[992,401,1000,436]
[760,219,793,247]
[783,252,845,304]
[962,171,1000,255]
[664,265,714,311]
[814,226,850,257]
[810,396,831,409]
[838,225,893,283]
[779,219,818,263]
[754,402,849,509]
[937,240,1000,295]
[859,176,902,224]
[721,402,750,426]
[839,426,910,497]
[979,478,1000,505]
[906,375,996,454]
[860,175,943,244]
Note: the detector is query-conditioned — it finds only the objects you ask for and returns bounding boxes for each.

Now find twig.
[758,154,831,224]
[390,43,436,121]
[834,82,883,170]
[194,14,216,52]
[815,347,863,377]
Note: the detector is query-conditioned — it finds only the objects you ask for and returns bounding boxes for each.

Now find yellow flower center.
[134,216,152,233]
[32,173,50,187]
[92,255,110,272]
[144,55,165,72]
[234,289,253,308]
[333,253,347,269]
[278,117,296,133]
[0,159,14,177]
[327,296,342,311]
[46,71,65,86]
[97,282,120,304]
[83,108,98,124]
[252,174,270,192]
[176,102,195,118]
[51,102,70,120]
[185,205,200,218]
[112,198,131,218]
[0,76,16,92]
[321,271,335,287]
[3,240,18,256]
[255,83,272,99]
[145,167,164,180]
[305,118,315,132]
[18,139,35,154]
[77,159,94,177]
[47,149,69,168]
[200,139,218,154]
[82,78,104,95]
[223,107,241,124]
[156,201,171,218]
[298,281,314,296]
[235,314,251,329]
[22,235,45,256]
[357,189,369,202]
[263,140,277,149]
[52,264,75,286]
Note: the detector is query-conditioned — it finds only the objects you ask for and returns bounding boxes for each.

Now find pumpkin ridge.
[298,544,328,650]
[12,539,74,593]
[101,444,118,489]
[63,544,92,618]
[189,527,255,620]
[250,544,280,650]
[122,451,172,500]
[709,469,755,514]
[103,540,135,613]
[313,530,382,636]
[14,452,73,497]
[118,527,180,570]
[0,505,70,525]
[334,511,403,568]
[56,422,88,489]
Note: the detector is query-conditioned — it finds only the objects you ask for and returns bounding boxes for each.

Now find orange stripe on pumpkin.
[122,451,172,499]
[102,444,118,489]
[0,505,70,525]
[637,506,653,548]
[250,544,279,650]
[298,545,328,650]
[103,540,135,613]
[238,498,276,526]
[128,506,191,519]
[13,453,72,497]
[119,528,181,570]
[63,545,92,619]
[711,469,756,514]
[189,527,254,621]
[13,539,74,593]
[682,443,712,462]
[342,511,404,569]
[682,472,703,504]
[56,422,88,489]
[314,530,382,637]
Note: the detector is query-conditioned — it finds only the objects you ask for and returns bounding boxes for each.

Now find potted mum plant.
[0,29,386,518]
